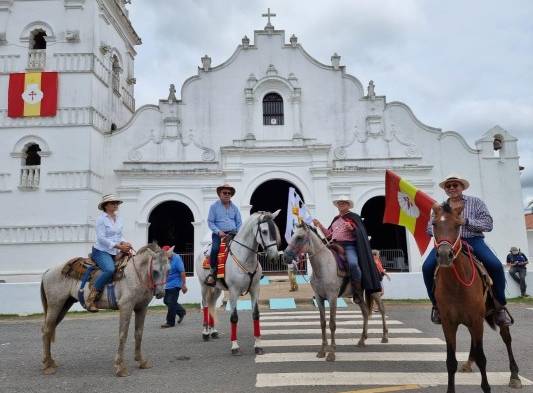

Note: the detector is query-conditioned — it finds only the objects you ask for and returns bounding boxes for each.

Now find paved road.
[1,303,532,393]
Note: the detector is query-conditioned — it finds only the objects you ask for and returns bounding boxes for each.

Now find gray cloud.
[128,0,533,206]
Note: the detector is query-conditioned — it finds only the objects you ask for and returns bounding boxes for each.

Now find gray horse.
[284,224,388,361]
[40,243,170,376]
[196,210,281,355]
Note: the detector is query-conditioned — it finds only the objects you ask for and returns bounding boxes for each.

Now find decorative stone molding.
[266,64,278,76]
[0,32,6,45]
[0,224,95,244]
[331,53,341,70]
[201,55,211,72]
[65,30,80,42]
[289,34,298,47]
[53,53,92,72]
[121,86,135,112]
[100,42,111,55]
[64,0,85,10]
[18,165,40,189]
[47,170,103,192]
[126,76,136,85]
[367,80,376,99]
[19,21,56,43]
[0,54,20,73]
[11,135,51,158]
[167,83,177,102]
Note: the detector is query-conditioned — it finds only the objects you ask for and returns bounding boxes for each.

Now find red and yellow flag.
[383,170,436,255]
[8,72,58,118]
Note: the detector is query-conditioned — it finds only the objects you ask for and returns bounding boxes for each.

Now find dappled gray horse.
[196,210,281,355]
[284,224,388,361]
[40,243,170,376]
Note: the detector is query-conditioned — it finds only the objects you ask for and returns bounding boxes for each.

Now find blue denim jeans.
[92,247,116,291]
[164,287,186,326]
[422,237,506,305]
[209,233,222,271]
[342,242,362,282]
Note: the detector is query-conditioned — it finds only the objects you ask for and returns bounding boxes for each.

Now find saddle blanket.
[327,243,349,278]
[61,254,129,283]
[202,240,229,279]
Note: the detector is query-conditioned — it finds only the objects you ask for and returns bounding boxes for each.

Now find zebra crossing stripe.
[262,310,361,315]
[337,385,421,393]
[261,314,383,320]
[261,327,421,335]
[255,351,469,363]
[261,319,403,327]
[255,372,533,387]
[260,337,445,347]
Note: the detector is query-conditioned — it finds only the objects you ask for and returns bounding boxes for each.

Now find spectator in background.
[160,245,188,328]
[506,246,528,297]
[372,250,391,294]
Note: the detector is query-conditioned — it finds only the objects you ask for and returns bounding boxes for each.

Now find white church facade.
[0,1,528,312]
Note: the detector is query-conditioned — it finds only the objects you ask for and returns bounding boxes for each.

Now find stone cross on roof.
[262,8,276,30]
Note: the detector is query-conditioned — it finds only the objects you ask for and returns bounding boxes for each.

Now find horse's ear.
[272,209,281,219]
[432,203,442,216]
[453,205,464,217]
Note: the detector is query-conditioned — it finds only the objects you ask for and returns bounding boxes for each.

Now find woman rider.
[423,174,512,326]
[86,194,132,312]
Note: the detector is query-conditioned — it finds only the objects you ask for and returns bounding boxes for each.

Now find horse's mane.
[137,243,161,254]
[441,202,452,214]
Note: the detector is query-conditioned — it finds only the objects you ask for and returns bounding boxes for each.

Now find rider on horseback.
[205,184,242,287]
[87,194,132,312]
[313,195,381,303]
[422,174,512,327]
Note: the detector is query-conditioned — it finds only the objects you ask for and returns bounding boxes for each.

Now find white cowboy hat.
[216,183,236,196]
[332,195,354,209]
[98,194,123,211]
[438,174,470,190]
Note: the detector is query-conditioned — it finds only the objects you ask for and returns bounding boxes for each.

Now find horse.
[195,210,281,356]
[283,223,388,362]
[431,203,521,392]
[40,243,171,377]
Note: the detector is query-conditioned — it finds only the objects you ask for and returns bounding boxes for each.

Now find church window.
[263,93,284,125]
[20,143,41,189]
[112,55,121,94]
[27,30,47,70]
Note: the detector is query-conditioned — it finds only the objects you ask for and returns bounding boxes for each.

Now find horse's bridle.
[433,231,477,287]
[434,234,462,261]
[131,252,167,295]
[229,214,278,256]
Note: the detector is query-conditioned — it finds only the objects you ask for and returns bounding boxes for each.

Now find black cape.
[328,212,382,293]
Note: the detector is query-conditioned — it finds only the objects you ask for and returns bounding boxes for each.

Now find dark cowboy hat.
[216,183,236,196]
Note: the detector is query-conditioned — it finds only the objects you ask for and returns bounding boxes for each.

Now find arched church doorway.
[148,201,194,275]
[361,196,409,271]
[250,179,305,273]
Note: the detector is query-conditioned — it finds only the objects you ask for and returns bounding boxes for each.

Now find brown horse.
[432,203,521,393]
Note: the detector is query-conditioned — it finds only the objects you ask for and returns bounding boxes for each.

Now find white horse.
[40,243,171,376]
[284,224,388,361]
[196,210,281,355]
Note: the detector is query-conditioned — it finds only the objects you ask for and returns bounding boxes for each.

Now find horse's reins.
[130,250,167,294]
[434,234,477,287]
[227,214,278,295]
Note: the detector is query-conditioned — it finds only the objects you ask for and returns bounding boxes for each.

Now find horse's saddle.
[327,242,349,278]
[61,254,129,283]
[201,239,231,279]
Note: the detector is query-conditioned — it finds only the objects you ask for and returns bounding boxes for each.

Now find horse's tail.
[365,290,374,317]
[40,280,48,321]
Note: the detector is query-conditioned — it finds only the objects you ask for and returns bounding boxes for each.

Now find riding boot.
[431,306,441,324]
[205,267,217,287]
[86,288,103,313]
[494,307,513,327]
[351,279,363,304]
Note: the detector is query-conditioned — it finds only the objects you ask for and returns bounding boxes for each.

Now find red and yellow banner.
[383,170,436,255]
[8,72,58,118]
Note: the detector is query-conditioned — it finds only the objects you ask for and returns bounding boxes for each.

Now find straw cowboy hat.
[216,183,236,196]
[98,194,123,211]
[438,174,470,190]
[333,195,354,209]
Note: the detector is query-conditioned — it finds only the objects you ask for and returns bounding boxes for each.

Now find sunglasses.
[221,191,232,195]
[445,183,461,189]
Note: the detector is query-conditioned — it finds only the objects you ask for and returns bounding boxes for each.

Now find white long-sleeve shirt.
[94,212,124,255]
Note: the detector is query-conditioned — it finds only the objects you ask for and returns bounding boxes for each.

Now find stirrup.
[205,274,216,287]
[431,306,441,324]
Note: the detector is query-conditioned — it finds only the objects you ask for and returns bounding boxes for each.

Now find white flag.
[285,187,313,243]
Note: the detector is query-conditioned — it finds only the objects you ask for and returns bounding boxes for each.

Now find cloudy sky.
[128,0,533,207]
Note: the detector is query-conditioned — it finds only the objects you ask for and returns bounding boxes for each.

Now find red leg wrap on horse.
[208,313,214,327]
[203,307,209,326]
[231,322,237,341]
[253,319,260,337]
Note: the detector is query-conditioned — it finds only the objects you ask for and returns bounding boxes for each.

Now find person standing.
[313,195,382,303]
[422,174,512,326]
[88,194,132,312]
[205,183,242,286]
[507,246,529,297]
[161,245,188,328]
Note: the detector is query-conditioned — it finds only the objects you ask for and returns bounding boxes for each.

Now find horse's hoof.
[231,348,242,356]
[43,366,57,375]
[509,378,522,389]
[326,352,336,362]
[381,337,389,344]
[357,340,366,348]
[114,366,129,377]
[316,350,326,358]
[139,359,152,369]
[254,347,265,355]
[210,331,219,339]
[459,362,472,373]
[202,334,210,342]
